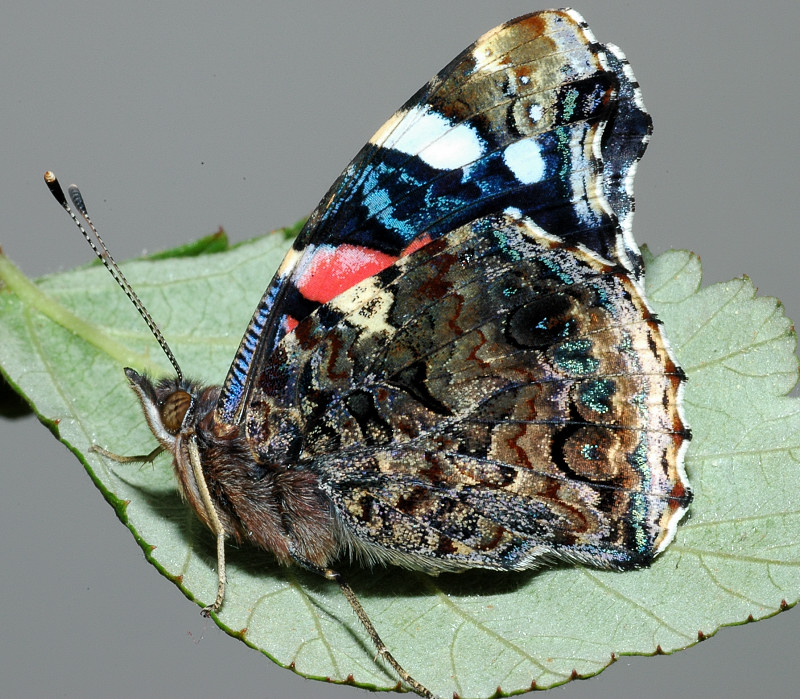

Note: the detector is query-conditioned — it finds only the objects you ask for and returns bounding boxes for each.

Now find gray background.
[2,1,798,697]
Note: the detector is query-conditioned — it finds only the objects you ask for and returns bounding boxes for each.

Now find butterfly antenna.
[44,171,184,382]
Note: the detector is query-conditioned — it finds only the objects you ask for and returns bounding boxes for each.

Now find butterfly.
[46,8,691,698]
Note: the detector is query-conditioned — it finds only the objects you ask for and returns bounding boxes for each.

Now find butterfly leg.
[331,570,436,698]
[92,439,228,615]
[200,530,226,617]
[291,553,435,698]
[185,436,227,616]
[91,443,165,463]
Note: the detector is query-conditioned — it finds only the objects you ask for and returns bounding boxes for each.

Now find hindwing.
[245,214,690,571]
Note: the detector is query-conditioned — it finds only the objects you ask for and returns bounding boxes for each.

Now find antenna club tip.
[44,170,68,207]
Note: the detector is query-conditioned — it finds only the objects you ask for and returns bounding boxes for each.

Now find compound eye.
[161,390,192,434]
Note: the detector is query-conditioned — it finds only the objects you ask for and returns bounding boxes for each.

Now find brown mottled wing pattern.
[247,213,690,573]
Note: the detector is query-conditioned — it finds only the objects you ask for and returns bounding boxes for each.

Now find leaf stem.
[0,251,161,373]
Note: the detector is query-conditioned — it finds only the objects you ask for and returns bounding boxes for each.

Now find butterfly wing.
[216,9,652,424]
[247,213,690,572]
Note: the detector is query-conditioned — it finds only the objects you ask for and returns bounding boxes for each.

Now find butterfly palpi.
[45,8,691,698]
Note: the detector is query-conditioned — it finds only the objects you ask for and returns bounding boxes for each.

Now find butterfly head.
[121,368,237,533]
[124,368,197,442]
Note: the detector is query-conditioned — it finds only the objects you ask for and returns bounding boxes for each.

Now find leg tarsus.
[314,564,435,698]
[91,443,165,464]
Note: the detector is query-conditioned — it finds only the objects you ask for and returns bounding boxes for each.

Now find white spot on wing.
[377,105,485,171]
[503,139,546,184]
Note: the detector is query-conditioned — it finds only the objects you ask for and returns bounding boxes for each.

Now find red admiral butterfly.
[46,9,691,697]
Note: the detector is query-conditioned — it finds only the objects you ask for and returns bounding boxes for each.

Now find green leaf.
[137,228,231,259]
[1,235,798,698]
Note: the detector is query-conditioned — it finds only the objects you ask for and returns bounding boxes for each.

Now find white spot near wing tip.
[503,139,546,184]
[378,105,485,171]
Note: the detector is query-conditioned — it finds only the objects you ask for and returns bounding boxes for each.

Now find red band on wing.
[295,235,436,307]
[295,244,399,303]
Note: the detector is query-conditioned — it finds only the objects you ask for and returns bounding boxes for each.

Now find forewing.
[247,215,690,573]
[216,9,651,424]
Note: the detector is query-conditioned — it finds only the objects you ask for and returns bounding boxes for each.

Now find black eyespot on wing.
[505,292,574,348]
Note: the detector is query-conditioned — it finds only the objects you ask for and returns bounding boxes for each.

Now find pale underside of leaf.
[0,237,798,698]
